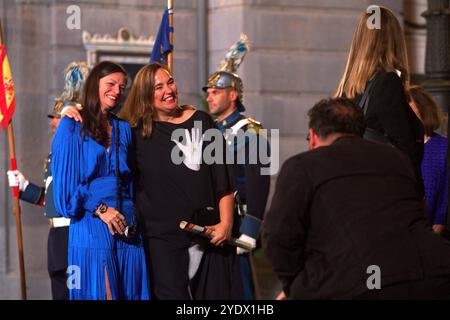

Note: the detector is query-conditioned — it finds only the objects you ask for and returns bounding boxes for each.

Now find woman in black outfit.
[120,63,243,300]
[335,6,424,195]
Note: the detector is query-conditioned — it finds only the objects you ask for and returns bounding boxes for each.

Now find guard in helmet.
[6,61,89,299]
[203,34,270,300]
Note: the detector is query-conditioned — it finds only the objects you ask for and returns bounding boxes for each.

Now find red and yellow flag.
[0,44,15,130]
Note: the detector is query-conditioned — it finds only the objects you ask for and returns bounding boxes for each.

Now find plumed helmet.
[49,61,89,118]
[203,70,244,104]
[203,33,250,112]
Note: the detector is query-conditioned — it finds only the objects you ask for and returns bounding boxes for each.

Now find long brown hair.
[335,6,410,99]
[120,63,181,138]
[81,61,127,146]
[409,85,447,136]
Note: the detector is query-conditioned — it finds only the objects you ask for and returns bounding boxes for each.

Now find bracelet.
[95,203,108,216]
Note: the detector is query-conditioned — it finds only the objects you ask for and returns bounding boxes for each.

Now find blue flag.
[150,9,173,64]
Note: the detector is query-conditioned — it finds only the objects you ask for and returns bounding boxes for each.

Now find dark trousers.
[192,243,244,300]
[144,236,191,300]
[143,235,244,300]
[356,276,450,300]
[239,254,255,300]
[47,226,69,300]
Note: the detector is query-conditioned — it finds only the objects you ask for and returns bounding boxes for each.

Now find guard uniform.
[17,60,89,300]
[20,153,70,300]
[215,108,270,300]
[203,34,271,299]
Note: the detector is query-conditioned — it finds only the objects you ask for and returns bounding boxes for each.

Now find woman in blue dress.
[51,61,150,300]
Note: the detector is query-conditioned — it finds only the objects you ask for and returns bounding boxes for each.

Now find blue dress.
[52,117,150,300]
[422,133,448,225]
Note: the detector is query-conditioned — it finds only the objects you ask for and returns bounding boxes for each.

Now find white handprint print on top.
[171,128,204,171]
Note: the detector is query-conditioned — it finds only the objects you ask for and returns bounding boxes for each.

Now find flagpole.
[0,21,27,300]
[7,123,27,300]
[167,0,174,73]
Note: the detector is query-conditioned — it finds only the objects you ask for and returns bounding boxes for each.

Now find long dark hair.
[81,61,127,146]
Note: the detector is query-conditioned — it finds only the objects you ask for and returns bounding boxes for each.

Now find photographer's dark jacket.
[263,136,450,299]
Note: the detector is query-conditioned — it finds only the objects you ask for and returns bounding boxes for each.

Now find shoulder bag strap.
[358,78,376,115]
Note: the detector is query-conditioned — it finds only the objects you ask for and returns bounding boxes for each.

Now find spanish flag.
[0,44,15,130]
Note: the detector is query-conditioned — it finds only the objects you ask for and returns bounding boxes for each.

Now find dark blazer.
[356,71,424,195]
[263,136,450,299]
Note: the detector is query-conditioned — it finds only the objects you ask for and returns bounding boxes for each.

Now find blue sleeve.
[243,129,270,221]
[235,127,270,238]
[434,161,448,225]
[239,214,262,239]
[51,118,102,219]
[20,182,44,205]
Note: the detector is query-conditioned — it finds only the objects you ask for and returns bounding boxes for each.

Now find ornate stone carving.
[82,27,155,67]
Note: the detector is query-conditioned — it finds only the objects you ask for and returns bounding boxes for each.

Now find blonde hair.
[335,6,410,99]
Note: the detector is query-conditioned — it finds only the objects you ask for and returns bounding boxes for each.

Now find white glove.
[7,170,29,192]
[236,234,256,255]
[172,128,203,171]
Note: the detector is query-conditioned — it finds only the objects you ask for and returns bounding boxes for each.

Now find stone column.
[421,0,450,113]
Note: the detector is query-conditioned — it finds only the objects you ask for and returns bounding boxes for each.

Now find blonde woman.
[336,6,424,195]
[120,63,243,300]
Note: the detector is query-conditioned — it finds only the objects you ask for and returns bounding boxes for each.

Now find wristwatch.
[95,203,108,216]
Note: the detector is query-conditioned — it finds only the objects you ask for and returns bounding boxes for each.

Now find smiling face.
[153,68,178,117]
[98,72,126,113]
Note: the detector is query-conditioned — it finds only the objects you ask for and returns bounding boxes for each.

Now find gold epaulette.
[246,117,263,134]
[247,117,261,126]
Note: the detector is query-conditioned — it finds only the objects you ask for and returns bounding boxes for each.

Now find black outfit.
[19,154,69,300]
[134,110,243,300]
[263,136,450,299]
[355,71,424,196]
